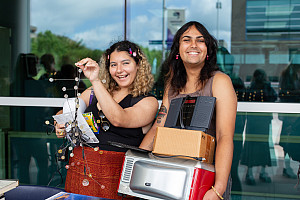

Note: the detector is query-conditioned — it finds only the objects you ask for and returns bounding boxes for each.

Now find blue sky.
[31,0,232,50]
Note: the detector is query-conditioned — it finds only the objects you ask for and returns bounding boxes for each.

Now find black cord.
[151,152,205,161]
[45,122,56,135]
[47,153,64,187]
[47,137,70,187]
[82,145,86,176]
[46,125,55,135]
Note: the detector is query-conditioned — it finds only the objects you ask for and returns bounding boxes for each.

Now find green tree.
[31,31,165,89]
[141,47,163,81]
[31,30,103,71]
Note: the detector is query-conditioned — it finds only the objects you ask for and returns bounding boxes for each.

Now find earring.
[207,55,209,60]
[176,54,179,60]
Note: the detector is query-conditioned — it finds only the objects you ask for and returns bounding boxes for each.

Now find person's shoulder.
[212,72,237,101]
[144,93,157,98]
[135,92,156,99]
[131,93,157,106]
[142,93,158,103]
[214,71,231,81]
[213,70,227,76]
[212,71,234,91]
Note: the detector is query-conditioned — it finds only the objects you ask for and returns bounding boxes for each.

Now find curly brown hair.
[98,40,154,97]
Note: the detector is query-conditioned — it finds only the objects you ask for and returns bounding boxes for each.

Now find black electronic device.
[164,96,216,132]
[107,141,151,153]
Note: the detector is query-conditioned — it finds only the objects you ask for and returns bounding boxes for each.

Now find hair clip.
[107,54,110,60]
[133,52,137,57]
[129,48,132,54]
[176,54,179,60]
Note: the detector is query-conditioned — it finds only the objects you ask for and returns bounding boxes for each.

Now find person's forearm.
[139,125,157,150]
[213,136,233,195]
[140,101,169,150]
[91,79,126,124]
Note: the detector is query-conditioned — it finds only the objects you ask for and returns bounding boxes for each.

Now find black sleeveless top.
[84,93,154,152]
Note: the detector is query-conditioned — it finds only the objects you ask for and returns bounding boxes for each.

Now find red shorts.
[64,146,135,199]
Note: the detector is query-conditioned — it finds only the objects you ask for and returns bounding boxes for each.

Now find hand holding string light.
[45,64,84,135]
[44,65,88,149]
[53,121,66,138]
[75,58,100,83]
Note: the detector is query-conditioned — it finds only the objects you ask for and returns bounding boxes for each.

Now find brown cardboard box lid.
[153,127,215,163]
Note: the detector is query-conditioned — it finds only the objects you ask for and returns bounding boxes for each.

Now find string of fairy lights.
[45,67,104,188]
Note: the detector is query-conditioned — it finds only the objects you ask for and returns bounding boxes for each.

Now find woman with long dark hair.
[140,21,237,200]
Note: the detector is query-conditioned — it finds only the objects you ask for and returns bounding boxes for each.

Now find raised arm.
[204,73,237,200]
[76,58,158,129]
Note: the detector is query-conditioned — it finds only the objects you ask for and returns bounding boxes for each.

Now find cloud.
[128,14,163,48]
[72,23,124,49]
[31,0,123,35]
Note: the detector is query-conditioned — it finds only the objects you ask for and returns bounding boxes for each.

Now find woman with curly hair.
[55,40,158,199]
[140,21,237,200]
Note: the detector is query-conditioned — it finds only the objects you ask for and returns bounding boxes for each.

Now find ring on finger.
[59,130,64,136]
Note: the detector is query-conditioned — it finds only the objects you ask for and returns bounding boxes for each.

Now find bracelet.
[211,186,224,200]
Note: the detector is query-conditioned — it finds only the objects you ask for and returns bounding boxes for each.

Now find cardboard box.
[152,127,216,164]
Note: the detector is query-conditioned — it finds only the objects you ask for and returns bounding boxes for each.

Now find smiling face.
[179,25,207,68]
[109,50,138,89]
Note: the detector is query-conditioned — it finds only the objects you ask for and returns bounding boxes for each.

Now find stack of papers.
[0,179,19,195]
[53,112,99,143]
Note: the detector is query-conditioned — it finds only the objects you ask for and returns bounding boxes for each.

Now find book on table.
[46,191,107,200]
[0,179,19,195]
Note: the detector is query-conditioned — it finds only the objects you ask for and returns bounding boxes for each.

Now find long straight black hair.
[166,21,219,94]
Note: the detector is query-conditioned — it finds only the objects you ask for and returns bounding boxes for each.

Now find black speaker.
[164,97,183,128]
[164,96,216,132]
